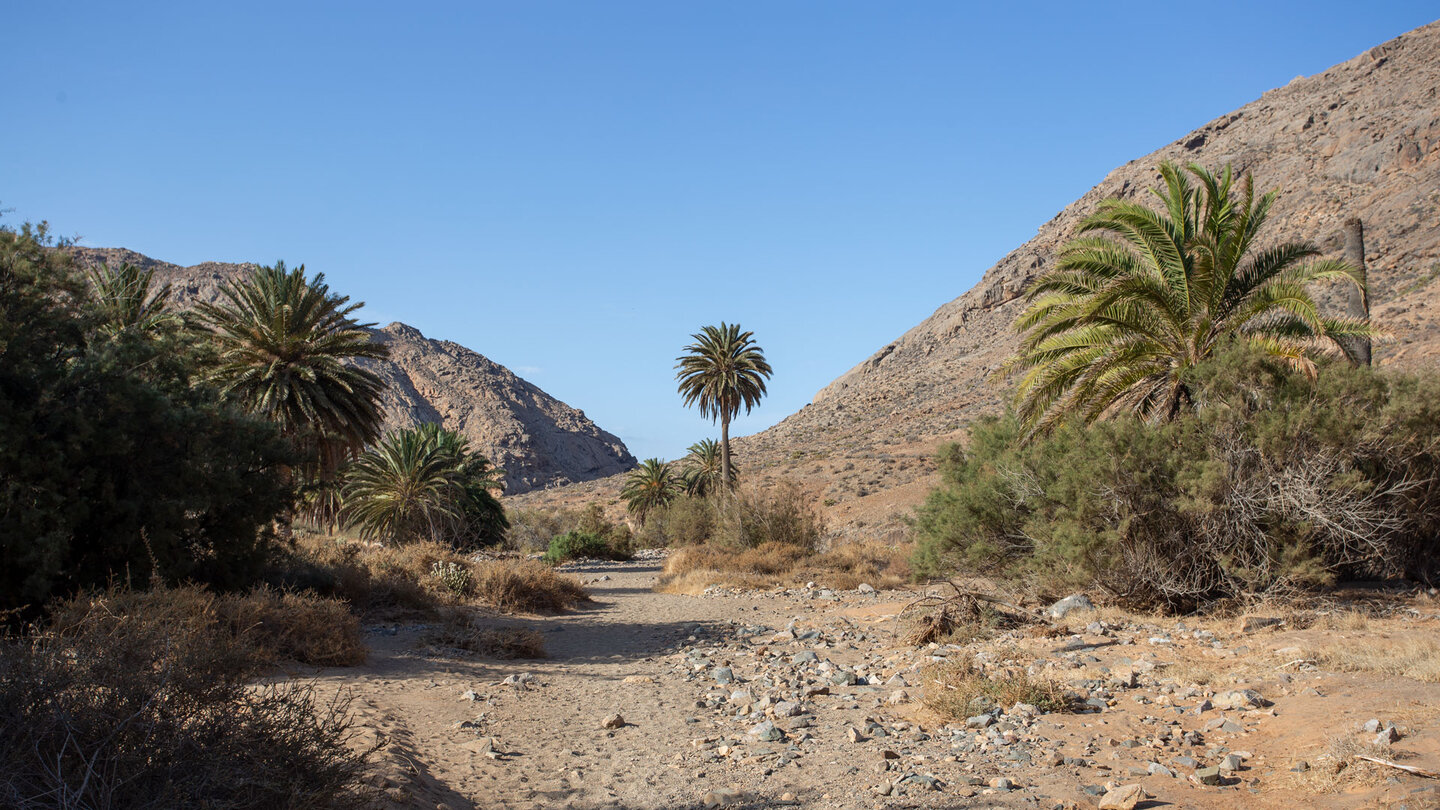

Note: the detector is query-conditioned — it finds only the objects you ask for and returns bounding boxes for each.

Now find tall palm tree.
[341,428,465,544]
[1009,162,1373,436]
[675,322,772,485]
[195,262,389,479]
[620,458,682,524]
[85,262,181,337]
[680,438,733,497]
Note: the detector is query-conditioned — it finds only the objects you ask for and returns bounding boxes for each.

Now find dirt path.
[313,565,1440,810]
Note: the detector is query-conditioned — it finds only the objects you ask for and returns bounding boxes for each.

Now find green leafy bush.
[542,530,633,564]
[912,345,1440,610]
[1,224,293,613]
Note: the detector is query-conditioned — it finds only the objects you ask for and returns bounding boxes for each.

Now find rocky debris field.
[314,561,1440,810]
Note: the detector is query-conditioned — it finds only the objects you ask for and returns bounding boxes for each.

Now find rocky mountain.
[515,20,1440,533]
[738,19,1440,471]
[66,247,637,495]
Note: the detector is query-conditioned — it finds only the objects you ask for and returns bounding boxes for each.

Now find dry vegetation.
[656,540,911,594]
[425,610,548,659]
[277,533,588,616]
[0,587,369,810]
[920,661,1069,718]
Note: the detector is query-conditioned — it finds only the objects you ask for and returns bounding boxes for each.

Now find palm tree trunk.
[720,415,732,485]
[1342,217,1372,367]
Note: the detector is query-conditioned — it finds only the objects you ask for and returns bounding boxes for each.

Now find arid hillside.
[514,20,1440,533]
[66,247,637,494]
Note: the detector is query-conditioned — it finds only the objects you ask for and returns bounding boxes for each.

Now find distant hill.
[66,247,637,495]
[516,20,1440,533]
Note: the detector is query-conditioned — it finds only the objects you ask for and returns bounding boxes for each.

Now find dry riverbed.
[311,560,1440,810]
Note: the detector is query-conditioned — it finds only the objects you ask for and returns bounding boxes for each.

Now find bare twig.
[1354,755,1439,779]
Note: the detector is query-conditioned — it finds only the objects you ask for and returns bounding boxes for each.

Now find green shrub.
[542,530,633,564]
[1,224,294,614]
[912,345,1440,611]
[637,496,716,547]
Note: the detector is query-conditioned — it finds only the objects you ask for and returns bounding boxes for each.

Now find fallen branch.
[1275,659,1316,670]
[1354,755,1440,779]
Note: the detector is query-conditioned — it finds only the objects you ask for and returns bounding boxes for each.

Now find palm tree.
[675,322,772,485]
[620,458,682,523]
[341,428,465,544]
[415,423,509,547]
[195,262,389,479]
[680,438,733,496]
[85,262,181,337]
[1009,162,1373,436]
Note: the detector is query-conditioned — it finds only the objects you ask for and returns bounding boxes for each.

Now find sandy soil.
[309,563,1440,810]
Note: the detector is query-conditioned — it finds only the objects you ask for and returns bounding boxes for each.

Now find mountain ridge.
[64,246,637,495]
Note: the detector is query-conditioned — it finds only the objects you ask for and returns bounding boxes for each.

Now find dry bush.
[807,541,911,590]
[712,479,826,550]
[426,611,546,659]
[1305,635,1440,683]
[219,586,366,667]
[50,585,365,668]
[276,535,586,616]
[472,560,589,613]
[1,588,366,809]
[1297,734,1398,793]
[921,661,1069,718]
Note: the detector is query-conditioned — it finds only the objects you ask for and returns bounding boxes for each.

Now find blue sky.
[4,2,1435,461]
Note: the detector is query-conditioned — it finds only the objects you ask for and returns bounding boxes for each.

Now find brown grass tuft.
[1305,635,1440,683]
[472,560,590,613]
[656,540,911,593]
[921,661,1069,718]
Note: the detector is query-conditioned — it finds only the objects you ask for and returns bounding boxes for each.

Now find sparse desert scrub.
[472,559,590,613]
[0,588,367,809]
[712,479,826,551]
[635,495,716,547]
[656,539,910,594]
[920,661,1069,719]
[274,534,588,616]
[1305,634,1440,683]
[426,610,547,658]
[1296,734,1402,793]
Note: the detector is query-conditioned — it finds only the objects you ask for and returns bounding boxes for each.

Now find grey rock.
[1194,766,1224,785]
[1046,594,1095,619]
[712,666,735,684]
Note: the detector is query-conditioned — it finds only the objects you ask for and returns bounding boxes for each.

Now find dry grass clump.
[1,587,367,809]
[278,535,587,616]
[656,540,912,594]
[1305,635,1440,683]
[1296,734,1399,793]
[472,560,589,613]
[921,661,1069,718]
[426,611,547,659]
[50,585,365,667]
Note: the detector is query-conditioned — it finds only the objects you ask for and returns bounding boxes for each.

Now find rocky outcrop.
[65,247,636,494]
[739,20,1440,467]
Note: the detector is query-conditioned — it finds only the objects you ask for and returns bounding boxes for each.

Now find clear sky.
[4,2,1435,461]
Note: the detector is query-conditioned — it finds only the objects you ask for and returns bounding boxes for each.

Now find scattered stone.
[1098,784,1146,810]
[1376,726,1402,745]
[1046,594,1094,619]
[750,720,784,742]
[702,787,741,807]
[1193,766,1223,786]
[967,714,996,729]
[989,777,1015,790]
[1147,762,1174,778]
[1363,718,1383,733]
[712,667,735,685]
[1213,689,1265,710]
[622,675,654,684]
[1220,753,1244,772]
[887,690,910,705]
[857,583,876,594]
[601,713,625,729]
[847,726,866,743]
